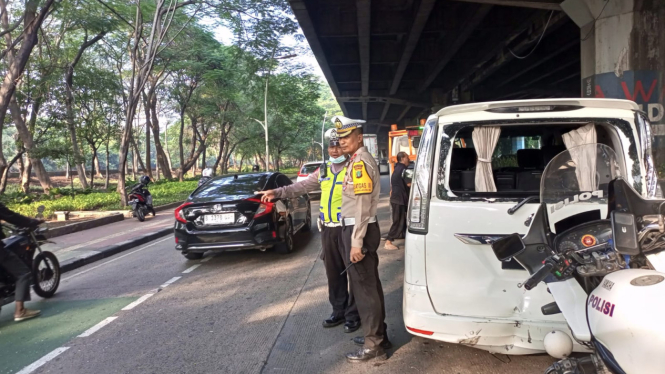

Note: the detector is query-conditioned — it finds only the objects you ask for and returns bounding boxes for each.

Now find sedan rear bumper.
[174,221,282,253]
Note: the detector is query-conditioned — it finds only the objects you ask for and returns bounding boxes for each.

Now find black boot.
[149,206,156,216]
[353,336,392,349]
[322,314,344,328]
[346,347,387,363]
[344,320,361,333]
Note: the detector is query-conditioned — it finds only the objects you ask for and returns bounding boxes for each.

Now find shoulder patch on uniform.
[352,161,372,195]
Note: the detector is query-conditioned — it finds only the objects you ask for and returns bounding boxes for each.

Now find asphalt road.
[0,175,555,374]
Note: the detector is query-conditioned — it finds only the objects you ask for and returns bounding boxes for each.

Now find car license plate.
[204,213,234,225]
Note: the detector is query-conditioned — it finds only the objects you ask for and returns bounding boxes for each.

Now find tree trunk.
[89,147,97,189]
[147,90,171,179]
[21,157,31,193]
[0,0,56,183]
[0,150,22,194]
[94,152,102,177]
[8,96,51,192]
[104,141,110,190]
[164,122,173,171]
[131,136,146,173]
[178,108,186,182]
[65,161,70,179]
[238,154,244,172]
[142,93,153,178]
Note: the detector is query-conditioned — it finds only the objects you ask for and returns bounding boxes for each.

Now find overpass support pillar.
[565,0,665,164]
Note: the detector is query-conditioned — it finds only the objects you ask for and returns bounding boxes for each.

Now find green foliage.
[5,179,199,219]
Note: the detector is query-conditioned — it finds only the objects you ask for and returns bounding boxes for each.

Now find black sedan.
[174,172,311,260]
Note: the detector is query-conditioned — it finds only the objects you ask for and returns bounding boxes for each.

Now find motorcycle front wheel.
[136,207,145,222]
[32,251,60,298]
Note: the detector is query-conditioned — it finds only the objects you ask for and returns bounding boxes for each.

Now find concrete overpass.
[288,0,664,159]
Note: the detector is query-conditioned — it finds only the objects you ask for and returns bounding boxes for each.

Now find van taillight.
[408,120,436,234]
[246,198,273,218]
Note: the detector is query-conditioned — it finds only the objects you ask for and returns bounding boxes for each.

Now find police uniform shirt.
[341,146,380,248]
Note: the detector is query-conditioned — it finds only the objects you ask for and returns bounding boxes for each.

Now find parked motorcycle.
[128,176,155,222]
[0,225,61,312]
[492,144,665,374]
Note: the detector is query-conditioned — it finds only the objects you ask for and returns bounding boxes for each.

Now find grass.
[3,168,302,219]
[3,178,199,219]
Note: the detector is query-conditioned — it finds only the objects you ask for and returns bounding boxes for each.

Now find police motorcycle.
[128,175,155,222]
[491,143,665,374]
[0,224,61,311]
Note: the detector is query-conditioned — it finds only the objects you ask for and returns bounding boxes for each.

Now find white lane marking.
[58,220,168,253]
[200,256,213,263]
[122,293,155,311]
[78,317,118,338]
[16,347,70,374]
[160,276,181,288]
[62,236,173,282]
[182,264,201,273]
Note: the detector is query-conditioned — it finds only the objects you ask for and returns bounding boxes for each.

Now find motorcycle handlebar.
[523,262,554,290]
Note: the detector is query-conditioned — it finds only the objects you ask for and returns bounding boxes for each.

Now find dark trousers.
[386,203,406,241]
[341,222,387,349]
[0,248,31,302]
[321,226,359,322]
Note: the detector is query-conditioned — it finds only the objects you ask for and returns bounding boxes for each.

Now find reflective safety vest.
[319,162,346,223]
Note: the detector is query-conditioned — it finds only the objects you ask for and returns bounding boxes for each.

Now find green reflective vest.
[319,162,346,223]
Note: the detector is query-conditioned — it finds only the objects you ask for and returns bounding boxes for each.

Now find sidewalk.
[43,209,175,272]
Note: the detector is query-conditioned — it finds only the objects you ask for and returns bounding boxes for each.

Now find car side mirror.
[402,168,414,184]
[492,233,526,261]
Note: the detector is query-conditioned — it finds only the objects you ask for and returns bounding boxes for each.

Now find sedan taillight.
[246,198,273,218]
[175,202,192,223]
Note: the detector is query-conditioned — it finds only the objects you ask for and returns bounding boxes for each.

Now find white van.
[403,99,657,354]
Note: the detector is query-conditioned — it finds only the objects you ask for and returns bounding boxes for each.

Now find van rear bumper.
[402,282,589,355]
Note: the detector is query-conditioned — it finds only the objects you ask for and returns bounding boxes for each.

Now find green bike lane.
[0,235,180,374]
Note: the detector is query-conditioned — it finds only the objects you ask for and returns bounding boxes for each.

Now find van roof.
[433,98,639,118]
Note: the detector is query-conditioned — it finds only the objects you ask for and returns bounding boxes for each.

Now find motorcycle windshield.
[540,144,624,226]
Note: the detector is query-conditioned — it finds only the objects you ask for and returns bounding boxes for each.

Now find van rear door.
[423,123,560,319]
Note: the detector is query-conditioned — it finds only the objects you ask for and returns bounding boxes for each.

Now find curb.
[44,214,125,239]
[60,227,174,274]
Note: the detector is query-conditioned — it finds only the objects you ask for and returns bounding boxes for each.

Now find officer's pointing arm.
[262,168,321,201]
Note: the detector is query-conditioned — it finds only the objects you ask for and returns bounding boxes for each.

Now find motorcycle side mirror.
[492,233,526,262]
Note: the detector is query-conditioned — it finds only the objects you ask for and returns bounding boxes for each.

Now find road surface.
[0,176,555,374]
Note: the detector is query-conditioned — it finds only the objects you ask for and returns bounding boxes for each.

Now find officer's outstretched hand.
[350,247,365,263]
[257,190,276,203]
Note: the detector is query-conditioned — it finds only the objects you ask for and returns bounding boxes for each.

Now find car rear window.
[192,175,268,197]
[444,122,622,198]
[301,164,320,175]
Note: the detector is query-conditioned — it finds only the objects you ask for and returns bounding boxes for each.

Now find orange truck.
[388,124,423,174]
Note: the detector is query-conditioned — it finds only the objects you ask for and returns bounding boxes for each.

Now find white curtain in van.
[472,126,501,192]
[562,123,597,191]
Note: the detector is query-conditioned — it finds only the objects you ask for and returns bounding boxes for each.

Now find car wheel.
[183,252,203,260]
[275,217,294,254]
[302,204,312,232]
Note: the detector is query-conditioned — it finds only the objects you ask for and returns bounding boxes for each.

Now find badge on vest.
[352,161,372,195]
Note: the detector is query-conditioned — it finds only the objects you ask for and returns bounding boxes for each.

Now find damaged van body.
[403,99,657,354]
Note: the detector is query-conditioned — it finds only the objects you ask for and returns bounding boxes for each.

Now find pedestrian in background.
[385,152,410,250]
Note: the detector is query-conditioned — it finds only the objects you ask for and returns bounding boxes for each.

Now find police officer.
[335,116,390,363]
[258,129,361,333]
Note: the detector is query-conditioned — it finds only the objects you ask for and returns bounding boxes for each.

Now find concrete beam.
[338,96,430,108]
[448,0,562,10]
[288,0,342,99]
[462,11,569,91]
[380,102,391,122]
[397,105,412,121]
[362,102,368,120]
[519,58,579,87]
[496,39,578,87]
[357,0,371,97]
[419,5,493,93]
[389,0,437,95]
